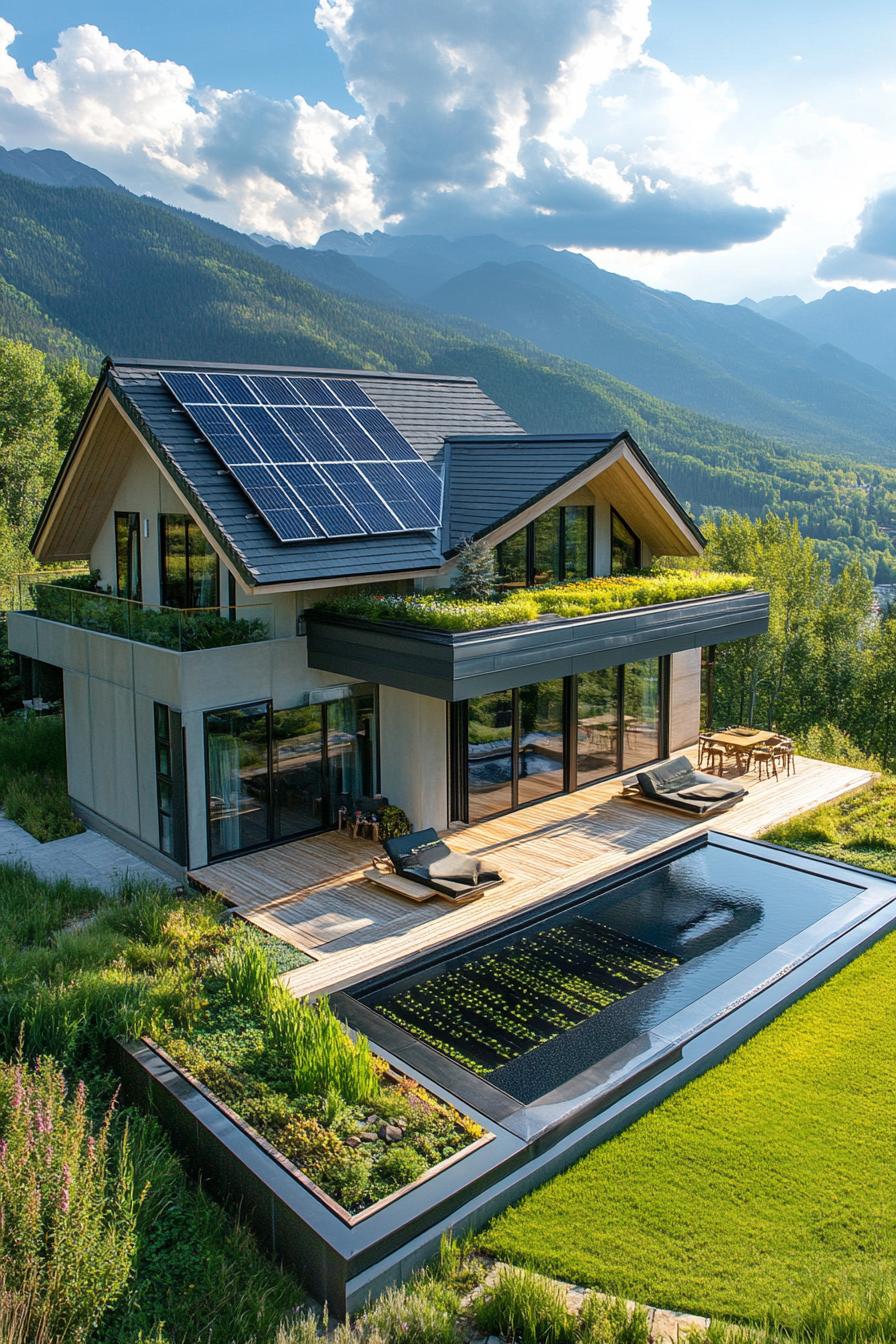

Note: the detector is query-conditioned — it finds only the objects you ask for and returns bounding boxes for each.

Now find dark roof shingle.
[108,358,521,585]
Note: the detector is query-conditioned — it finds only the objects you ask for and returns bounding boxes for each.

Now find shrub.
[371,1143,428,1191]
[795,723,881,771]
[475,1266,577,1344]
[379,804,412,840]
[0,1056,140,1343]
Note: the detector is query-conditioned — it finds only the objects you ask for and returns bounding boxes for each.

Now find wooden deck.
[189,749,874,999]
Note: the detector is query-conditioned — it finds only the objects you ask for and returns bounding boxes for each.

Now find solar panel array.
[159,370,443,543]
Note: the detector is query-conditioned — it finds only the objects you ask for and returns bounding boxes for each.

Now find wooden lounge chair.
[624,756,748,816]
[372,828,503,904]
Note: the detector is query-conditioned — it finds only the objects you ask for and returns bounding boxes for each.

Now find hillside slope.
[318,230,896,465]
[0,174,893,580]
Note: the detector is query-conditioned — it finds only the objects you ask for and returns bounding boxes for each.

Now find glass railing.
[16,576,274,652]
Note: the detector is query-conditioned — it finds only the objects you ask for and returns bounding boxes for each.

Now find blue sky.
[1,1,894,299]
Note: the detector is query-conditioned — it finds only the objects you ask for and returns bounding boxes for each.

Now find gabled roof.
[32,358,703,588]
[33,357,521,587]
[444,433,705,554]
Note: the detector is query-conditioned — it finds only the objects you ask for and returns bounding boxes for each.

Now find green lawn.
[482,781,896,1326]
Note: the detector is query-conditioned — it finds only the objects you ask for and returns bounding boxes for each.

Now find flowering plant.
[0,1055,140,1342]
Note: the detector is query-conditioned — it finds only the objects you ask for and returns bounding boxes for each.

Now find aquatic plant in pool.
[373,918,680,1076]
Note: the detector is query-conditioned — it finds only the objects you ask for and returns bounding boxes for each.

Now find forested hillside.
[0,173,894,579]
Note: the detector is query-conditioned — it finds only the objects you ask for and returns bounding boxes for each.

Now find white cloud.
[0,18,380,242]
[314,0,783,250]
[0,6,784,254]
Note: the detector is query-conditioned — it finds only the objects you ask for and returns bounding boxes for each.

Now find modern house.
[7,357,768,876]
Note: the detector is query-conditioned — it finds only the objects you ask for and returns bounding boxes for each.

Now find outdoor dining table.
[703,727,779,772]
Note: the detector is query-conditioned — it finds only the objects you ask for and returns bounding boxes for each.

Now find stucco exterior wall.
[7,613,369,870]
[668,647,702,753]
[378,686,449,832]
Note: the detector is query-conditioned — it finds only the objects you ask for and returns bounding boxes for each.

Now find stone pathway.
[0,814,176,892]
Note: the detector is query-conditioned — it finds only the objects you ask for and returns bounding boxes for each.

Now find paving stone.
[0,810,173,891]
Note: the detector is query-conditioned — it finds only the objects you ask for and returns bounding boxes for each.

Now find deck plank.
[189,749,874,998]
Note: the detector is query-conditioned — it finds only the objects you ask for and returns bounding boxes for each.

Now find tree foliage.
[0,339,91,600]
[706,513,896,767]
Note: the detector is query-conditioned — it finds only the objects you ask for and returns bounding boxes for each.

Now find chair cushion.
[679,784,743,802]
[638,756,697,796]
[426,853,482,882]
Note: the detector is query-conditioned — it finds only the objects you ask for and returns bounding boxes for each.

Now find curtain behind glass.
[207,704,270,857]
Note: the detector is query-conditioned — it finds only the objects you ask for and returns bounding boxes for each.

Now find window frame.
[495,505,595,588]
[154,701,186,863]
[610,507,642,575]
[159,513,220,610]
[114,510,142,602]
[449,657,669,822]
[203,690,380,861]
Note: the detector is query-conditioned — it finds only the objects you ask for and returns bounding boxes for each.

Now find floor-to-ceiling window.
[154,702,186,862]
[454,659,667,822]
[327,690,378,810]
[517,679,565,805]
[576,667,620,786]
[272,705,325,839]
[206,690,378,859]
[467,690,514,821]
[160,514,220,608]
[622,658,662,770]
[206,702,271,858]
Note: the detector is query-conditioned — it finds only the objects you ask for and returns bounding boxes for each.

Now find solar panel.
[160,371,443,543]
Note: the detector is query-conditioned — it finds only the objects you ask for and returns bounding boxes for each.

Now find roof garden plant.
[311,566,755,634]
[31,576,268,650]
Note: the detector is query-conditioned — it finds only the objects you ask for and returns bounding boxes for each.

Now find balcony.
[306,579,770,701]
[15,575,273,653]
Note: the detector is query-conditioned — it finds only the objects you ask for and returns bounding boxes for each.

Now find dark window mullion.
[511,687,520,809]
[565,675,576,791]
[266,702,275,844]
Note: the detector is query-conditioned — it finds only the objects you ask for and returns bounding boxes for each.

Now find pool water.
[359,841,863,1104]
[374,918,680,1075]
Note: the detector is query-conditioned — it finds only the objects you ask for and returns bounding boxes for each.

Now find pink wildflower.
[59,1163,71,1214]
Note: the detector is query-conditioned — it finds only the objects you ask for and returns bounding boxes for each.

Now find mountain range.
[742,288,896,383]
[0,147,893,581]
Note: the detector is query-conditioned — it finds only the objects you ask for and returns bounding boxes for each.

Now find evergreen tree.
[450,537,498,601]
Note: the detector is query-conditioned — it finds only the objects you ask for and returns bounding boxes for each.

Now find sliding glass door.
[454,659,668,823]
[467,690,514,821]
[272,705,325,839]
[206,703,271,858]
[517,679,565,805]
[622,658,661,770]
[206,691,378,859]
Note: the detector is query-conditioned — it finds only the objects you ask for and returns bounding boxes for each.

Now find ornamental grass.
[223,941,379,1102]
